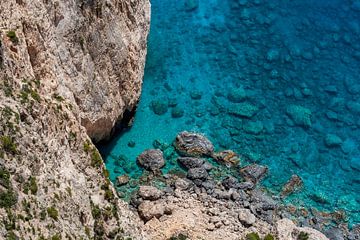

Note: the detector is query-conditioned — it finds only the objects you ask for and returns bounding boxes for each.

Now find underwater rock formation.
[0,0,150,238]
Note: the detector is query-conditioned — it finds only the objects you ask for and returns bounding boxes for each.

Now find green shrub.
[297,232,309,240]
[39,209,46,220]
[51,233,61,240]
[6,230,17,240]
[1,136,17,154]
[83,141,91,153]
[245,233,261,240]
[6,31,19,44]
[23,176,38,195]
[264,234,275,240]
[30,89,41,102]
[47,206,58,221]
[0,190,17,208]
[91,149,102,167]
[169,233,188,240]
[0,167,11,188]
[91,204,101,220]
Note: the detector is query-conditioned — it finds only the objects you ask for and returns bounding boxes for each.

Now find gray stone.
[137,149,165,171]
[137,200,165,221]
[116,174,130,186]
[174,178,192,190]
[177,157,205,169]
[222,176,240,190]
[138,186,162,200]
[174,131,214,157]
[240,164,268,183]
[238,208,256,226]
[187,167,208,180]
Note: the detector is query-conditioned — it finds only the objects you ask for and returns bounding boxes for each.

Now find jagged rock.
[238,181,255,190]
[240,164,268,183]
[117,174,130,186]
[138,200,166,221]
[324,134,343,148]
[276,218,329,240]
[325,227,344,240]
[187,167,208,180]
[222,176,240,190]
[177,157,205,169]
[213,150,240,166]
[238,208,256,226]
[228,102,259,118]
[286,105,312,128]
[174,178,192,190]
[281,175,303,198]
[137,149,165,171]
[138,186,162,201]
[174,131,214,157]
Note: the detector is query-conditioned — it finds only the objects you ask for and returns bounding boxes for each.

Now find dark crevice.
[95,105,137,158]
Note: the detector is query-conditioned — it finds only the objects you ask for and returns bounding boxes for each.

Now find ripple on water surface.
[98,0,360,227]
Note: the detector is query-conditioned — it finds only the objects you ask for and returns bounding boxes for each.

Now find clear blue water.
[99,0,360,227]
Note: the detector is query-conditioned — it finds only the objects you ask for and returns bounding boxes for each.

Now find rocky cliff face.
[0,0,150,239]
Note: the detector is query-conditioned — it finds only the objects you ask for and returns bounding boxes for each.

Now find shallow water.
[99,0,360,227]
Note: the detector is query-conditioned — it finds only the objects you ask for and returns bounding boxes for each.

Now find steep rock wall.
[0,0,150,239]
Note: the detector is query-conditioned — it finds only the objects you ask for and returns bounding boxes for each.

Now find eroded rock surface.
[0,0,150,238]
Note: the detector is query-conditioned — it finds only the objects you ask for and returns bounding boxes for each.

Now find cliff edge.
[0,0,150,239]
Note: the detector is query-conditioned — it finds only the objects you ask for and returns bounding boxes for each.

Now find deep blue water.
[99,0,360,227]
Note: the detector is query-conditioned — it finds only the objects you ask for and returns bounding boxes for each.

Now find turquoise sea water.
[99,0,360,227]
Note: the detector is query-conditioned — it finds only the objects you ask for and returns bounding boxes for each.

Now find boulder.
[187,167,208,180]
[138,186,162,200]
[174,178,192,190]
[324,134,342,148]
[137,149,165,171]
[286,105,312,128]
[116,174,130,186]
[227,87,247,103]
[212,150,240,166]
[350,157,360,171]
[150,99,168,115]
[137,200,166,221]
[177,157,205,169]
[228,102,259,118]
[171,106,184,118]
[280,175,303,198]
[222,176,240,190]
[174,131,214,157]
[276,218,329,240]
[238,208,256,226]
[240,164,268,183]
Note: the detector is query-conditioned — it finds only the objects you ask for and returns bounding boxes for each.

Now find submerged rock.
[286,105,312,128]
[137,149,165,171]
[184,0,199,11]
[324,134,342,148]
[212,150,240,166]
[280,175,303,198]
[116,174,130,186]
[227,87,247,103]
[174,131,214,157]
[228,102,259,118]
[171,106,184,118]
[240,164,268,183]
[150,99,168,115]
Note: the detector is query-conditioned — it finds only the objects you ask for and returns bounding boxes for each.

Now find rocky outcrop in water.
[0,0,150,239]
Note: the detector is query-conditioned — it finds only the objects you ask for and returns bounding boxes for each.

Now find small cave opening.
[95,106,137,160]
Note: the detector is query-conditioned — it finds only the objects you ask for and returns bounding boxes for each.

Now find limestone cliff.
[0,0,150,239]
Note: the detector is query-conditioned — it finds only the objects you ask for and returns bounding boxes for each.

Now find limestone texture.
[0,0,150,239]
